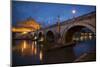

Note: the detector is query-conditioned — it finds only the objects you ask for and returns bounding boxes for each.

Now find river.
[12,38,96,66]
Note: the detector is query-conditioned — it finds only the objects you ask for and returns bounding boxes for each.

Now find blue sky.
[12,1,96,27]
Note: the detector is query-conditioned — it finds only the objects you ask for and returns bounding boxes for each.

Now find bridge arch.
[38,32,44,38]
[62,22,95,44]
[46,30,55,42]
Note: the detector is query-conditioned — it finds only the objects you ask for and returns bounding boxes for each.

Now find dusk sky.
[12,1,96,27]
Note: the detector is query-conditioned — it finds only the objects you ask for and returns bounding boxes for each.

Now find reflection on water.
[12,38,96,66]
[13,40,43,57]
[12,40,44,66]
[40,50,43,61]
[73,39,96,57]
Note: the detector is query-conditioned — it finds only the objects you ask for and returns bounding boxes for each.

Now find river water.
[12,38,96,66]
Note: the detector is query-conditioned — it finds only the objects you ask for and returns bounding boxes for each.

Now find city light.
[39,51,43,61]
[12,27,33,32]
[22,31,28,35]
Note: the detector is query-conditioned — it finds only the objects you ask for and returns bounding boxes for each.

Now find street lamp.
[57,15,61,39]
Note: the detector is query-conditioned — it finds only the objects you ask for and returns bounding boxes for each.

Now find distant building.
[12,17,41,33]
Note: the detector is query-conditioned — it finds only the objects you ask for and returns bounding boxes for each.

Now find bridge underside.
[46,31,55,42]
[63,25,95,44]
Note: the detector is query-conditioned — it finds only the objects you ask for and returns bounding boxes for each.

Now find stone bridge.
[33,11,96,45]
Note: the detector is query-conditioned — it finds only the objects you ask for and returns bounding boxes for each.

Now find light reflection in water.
[84,36,88,40]
[80,36,84,41]
[39,44,43,61]
[39,50,43,61]
[31,42,35,55]
[13,40,44,61]
[23,40,27,49]
[21,40,27,56]
[35,41,37,55]
[19,40,38,56]
[89,35,92,40]
[34,41,37,45]
[34,46,37,55]
[21,48,24,56]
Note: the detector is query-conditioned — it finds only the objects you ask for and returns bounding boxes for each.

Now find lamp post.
[57,15,61,39]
